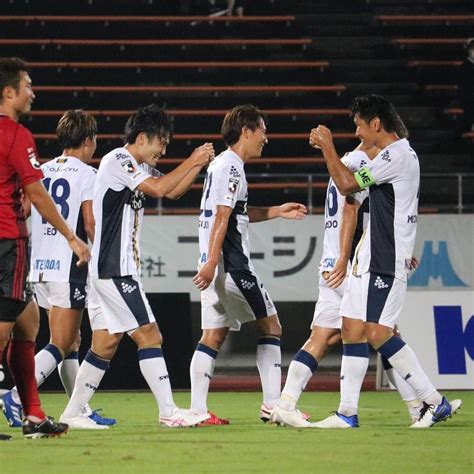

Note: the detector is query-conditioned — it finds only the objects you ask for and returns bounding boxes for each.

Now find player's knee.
[201,330,227,349]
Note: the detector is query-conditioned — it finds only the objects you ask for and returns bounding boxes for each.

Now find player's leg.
[226,270,280,420]
[368,325,461,427]
[9,283,82,408]
[60,328,120,428]
[275,277,344,423]
[130,321,209,427]
[381,326,422,422]
[57,331,81,399]
[0,298,23,429]
[365,274,461,428]
[252,313,282,419]
[190,327,230,421]
[313,273,369,428]
[190,271,230,424]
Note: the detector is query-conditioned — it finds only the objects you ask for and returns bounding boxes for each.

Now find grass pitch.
[0,391,471,474]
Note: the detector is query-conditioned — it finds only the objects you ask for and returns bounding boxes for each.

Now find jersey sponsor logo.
[27,147,41,169]
[374,275,389,289]
[121,160,137,174]
[121,281,137,294]
[34,259,60,271]
[130,190,145,210]
[325,219,338,229]
[321,257,336,269]
[45,165,79,173]
[380,150,391,162]
[228,177,239,193]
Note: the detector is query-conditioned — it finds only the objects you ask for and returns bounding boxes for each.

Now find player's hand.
[68,235,91,267]
[193,262,216,291]
[326,258,347,289]
[408,256,419,270]
[279,202,307,220]
[190,143,215,167]
[309,125,334,150]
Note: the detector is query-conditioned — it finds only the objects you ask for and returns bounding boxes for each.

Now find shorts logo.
[121,282,137,294]
[73,288,85,301]
[374,276,389,289]
[240,279,255,290]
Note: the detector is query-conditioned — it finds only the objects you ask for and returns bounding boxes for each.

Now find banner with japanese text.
[140,214,473,301]
[398,291,474,389]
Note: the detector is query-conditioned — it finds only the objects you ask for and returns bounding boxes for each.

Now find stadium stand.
[1,0,472,213]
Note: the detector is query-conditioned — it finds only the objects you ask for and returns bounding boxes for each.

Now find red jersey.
[0,115,43,239]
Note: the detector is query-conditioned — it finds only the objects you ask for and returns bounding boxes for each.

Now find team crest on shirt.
[121,160,137,174]
[28,147,41,169]
[228,177,239,193]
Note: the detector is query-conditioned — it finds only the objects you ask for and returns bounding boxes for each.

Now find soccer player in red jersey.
[0,57,90,439]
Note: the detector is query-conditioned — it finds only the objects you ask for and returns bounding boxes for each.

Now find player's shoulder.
[2,118,33,142]
[217,149,244,175]
[343,150,369,172]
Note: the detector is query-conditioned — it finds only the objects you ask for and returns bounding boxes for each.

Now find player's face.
[140,134,170,166]
[248,118,268,159]
[12,72,35,117]
[353,114,376,148]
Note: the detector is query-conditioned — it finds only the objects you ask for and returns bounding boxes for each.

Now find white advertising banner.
[398,291,474,389]
[140,214,473,301]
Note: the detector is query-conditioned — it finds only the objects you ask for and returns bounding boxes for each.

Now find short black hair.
[56,109,97,149]
[124,104,173,144]
[0,57,30,101]
[221,104,267,147]
[350,94,406,135]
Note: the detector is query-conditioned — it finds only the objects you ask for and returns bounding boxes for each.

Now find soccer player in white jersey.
[309,94,461,429]
[270,141,423,428]
[190,104,307,424]
[60,104,215,429]
[1,110,114,427]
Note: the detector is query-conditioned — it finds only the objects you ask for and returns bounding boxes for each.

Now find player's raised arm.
[247,202,307,222]
[164,143,215,199]
[310,125,361,195]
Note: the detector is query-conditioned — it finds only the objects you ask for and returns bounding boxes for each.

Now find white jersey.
[198,149,252,273]
[30,156,96,284]
[319,150,368,273]
[90,147,150,279]
[352,138,420,281]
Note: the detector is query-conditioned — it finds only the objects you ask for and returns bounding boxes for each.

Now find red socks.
[7,340,45,421]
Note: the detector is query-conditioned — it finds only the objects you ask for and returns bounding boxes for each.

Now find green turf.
[1,391,472,474]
